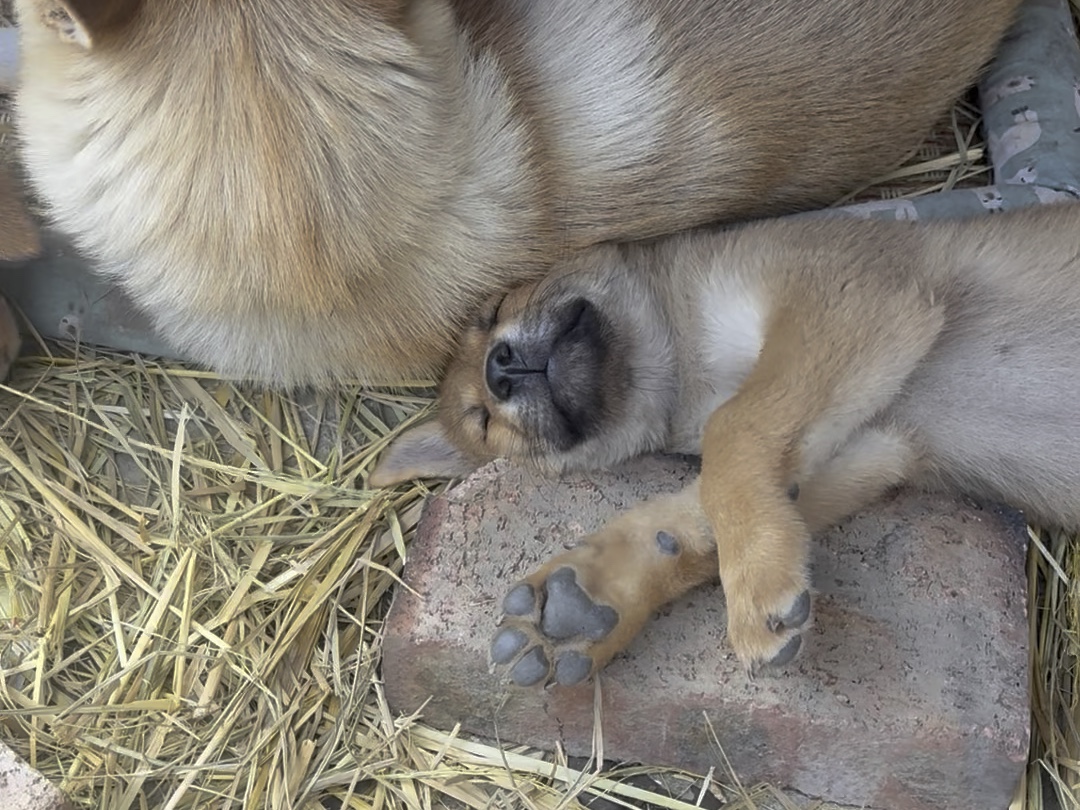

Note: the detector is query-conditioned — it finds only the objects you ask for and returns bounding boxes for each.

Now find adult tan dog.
[373,203,1080,687]
[13,0,1020,385]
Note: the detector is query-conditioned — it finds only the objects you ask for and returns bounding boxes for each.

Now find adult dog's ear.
[369,420,481,488]
[33,0,142,48]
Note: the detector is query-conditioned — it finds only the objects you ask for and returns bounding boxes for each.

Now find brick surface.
[382,456,1030,810]
[0,740,71,809]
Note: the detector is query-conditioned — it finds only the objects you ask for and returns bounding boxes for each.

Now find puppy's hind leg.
[795,425,919,534]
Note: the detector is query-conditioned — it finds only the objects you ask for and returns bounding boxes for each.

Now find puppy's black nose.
[485,341,515,400]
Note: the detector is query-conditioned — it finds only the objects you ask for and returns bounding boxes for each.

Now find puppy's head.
[440,277,629,465]
[371,247,676,487]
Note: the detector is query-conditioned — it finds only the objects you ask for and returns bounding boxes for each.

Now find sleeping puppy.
[12,0,1021,385]
[374,203,1080,686]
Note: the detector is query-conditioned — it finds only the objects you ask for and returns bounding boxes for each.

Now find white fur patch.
[520,1,667,177]
[699,274,765,406]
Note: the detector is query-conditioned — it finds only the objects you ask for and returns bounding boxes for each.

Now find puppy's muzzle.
[485,299,600,401]
[482,298,608,449]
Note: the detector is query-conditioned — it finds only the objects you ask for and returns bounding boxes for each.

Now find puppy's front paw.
[489,513,716,687]
[491,564,621,687]
[724,561,812,674]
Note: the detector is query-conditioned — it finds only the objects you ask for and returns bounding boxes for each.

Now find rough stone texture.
[382,456,1030,810]
[0,740,71,809]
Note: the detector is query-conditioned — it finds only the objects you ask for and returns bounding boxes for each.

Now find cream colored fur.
[14,0,1020,385]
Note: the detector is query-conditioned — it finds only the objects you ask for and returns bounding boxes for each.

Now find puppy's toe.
[490,627,529,664]
[763,634,802,669]
[554,651,593,686]
[727,583,813,674]
[489,627,554,686]
[766,589,811,634]
[503,583,537,617]
[508,647,550,687]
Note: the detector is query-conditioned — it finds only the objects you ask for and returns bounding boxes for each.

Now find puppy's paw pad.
[554,651,593,686]
[741,625,808,675]
[766,589,811,633]
[490,627,529,664]
[762,634,802,669]
[509,647,549,687]
[503,583,536,617]
[541,567,618,642]
[490,564,623,687]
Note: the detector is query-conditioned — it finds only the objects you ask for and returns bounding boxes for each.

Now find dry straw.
[0,51,1076,810]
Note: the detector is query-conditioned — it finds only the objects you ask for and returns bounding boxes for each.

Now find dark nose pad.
[485,341,514,401]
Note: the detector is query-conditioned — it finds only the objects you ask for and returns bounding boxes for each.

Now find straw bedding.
[0,11,1077,810]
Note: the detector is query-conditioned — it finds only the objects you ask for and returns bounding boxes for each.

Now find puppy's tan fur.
[376,203,1080,684]
[14,0,1020,385]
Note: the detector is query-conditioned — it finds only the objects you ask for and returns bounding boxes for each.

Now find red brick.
[382,456,1029,810]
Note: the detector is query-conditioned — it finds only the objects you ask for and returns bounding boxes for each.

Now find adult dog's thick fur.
[375,203,1080,687]
[14,0,1020,385]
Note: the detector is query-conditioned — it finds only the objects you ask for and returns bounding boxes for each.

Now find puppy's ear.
[369,420,481,488]
[37,0,142,49]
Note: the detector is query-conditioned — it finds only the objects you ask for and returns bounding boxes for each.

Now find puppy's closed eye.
[469,405,491,441]
[474,294,508,331]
